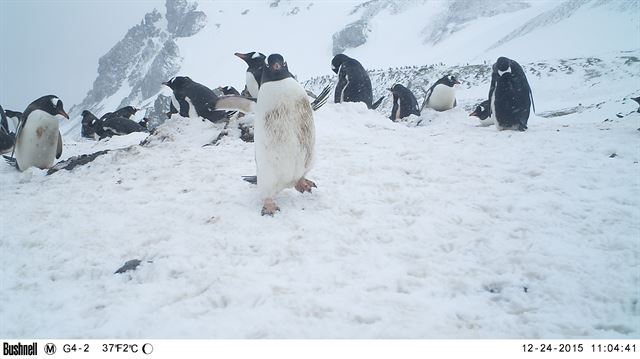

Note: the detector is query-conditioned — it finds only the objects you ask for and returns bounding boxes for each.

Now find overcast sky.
[0,0,164,111]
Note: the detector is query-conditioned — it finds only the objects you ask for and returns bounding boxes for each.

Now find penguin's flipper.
[242,175,257,185]
[371,96,385,110]
[56,132,63,159]
[311,85,332,111]
[3,155,18,169]
[216,96,256,114]
[420,87,434,113]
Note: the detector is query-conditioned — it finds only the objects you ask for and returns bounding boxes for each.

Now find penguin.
[235,51,266,98]
[14,95,68,171]
[421,75,460,112]
[94,116,147,139]
[331,54,383,109]
[488,57,534,131]
[469,99,493,127]
[162,76,229,123]
[101,106,139,121]
[0,104,15,153]
[216,54,316,215]
[388,84,420,121]
[4,109,22,135]
[217,85,241,96]
[81,110,98,139]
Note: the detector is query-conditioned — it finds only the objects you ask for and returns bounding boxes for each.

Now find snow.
[1,0,639,340]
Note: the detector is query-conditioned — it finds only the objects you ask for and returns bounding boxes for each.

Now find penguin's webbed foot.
[261,198,280,216]
[295,178,317,193]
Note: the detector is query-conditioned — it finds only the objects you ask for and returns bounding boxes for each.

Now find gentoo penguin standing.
[421,75,460,112]
[0,105,15,153]
[162,76,229,123]
[14,95,68,171]
[81,110,98,139]
[217,54,317,215]
[235,51,266,98]
[331,54,383,109]
[469,99,493,126]
[388,84,420,121]
[488,57,534,131]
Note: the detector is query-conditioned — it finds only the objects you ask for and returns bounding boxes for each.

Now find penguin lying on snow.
[100,106,139,121]
[217,54,317,215]
[83,110,146,139]
[421,75,460,112]
[469,99,493,126]
[0,105,15,153]
[163,76,231,123]
[488,56,534,131]
[331,54,384,109]
[10,95,68,171]
[388,84,420,121]
[235,51,266,98]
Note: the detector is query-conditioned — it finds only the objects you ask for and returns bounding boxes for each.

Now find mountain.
[64,0,638,135]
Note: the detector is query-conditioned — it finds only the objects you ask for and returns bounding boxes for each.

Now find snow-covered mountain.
[2,0,639,340]
[65,0,639,133]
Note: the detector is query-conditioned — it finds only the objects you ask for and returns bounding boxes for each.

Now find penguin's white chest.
[246,72,260,98]
[427,85,456,111]
[255,78,315,199]
[15,110,61,170]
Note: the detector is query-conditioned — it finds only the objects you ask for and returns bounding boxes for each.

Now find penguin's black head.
[235,51,266,69]
[440,75,460,86]
[469,100,490,120]
[331,54,350,74]
[33,95,69,119]
[162,76,191,90]
[388,84,405,94]
[262,54,292,83]
[495,57,512,76]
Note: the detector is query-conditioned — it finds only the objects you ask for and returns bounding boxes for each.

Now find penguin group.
[1,48,535,217]
[81,106,147,140]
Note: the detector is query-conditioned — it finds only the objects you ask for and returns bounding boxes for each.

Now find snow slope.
[1,53,638,337]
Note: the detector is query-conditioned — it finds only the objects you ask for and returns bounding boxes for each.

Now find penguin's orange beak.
[469,111,478,117]
[58,109,69,119]
[235,52,248,59]
[453,79,461,85]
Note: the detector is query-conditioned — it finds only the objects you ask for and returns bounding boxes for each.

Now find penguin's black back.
[81,110,99,139]
[101,106,138,120]
[489,57,532,130]
[390,84,420,121]
[101,117,146,137]
[332,54,375,108]
[165,76,228,123]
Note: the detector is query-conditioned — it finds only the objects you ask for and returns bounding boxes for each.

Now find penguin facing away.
[331,54,383,109]
[14,95,68,171]
[235,51,266,98]
[421,75,460,112]
[488,56,534,131]
[388,84,420,121]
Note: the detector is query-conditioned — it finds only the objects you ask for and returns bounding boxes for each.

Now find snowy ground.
[1,72,638,338]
